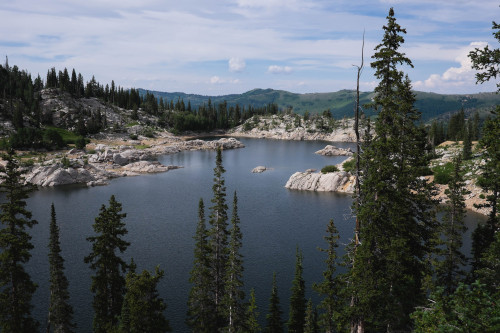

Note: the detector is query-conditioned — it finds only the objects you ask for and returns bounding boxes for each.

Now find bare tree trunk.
[350,31,365,333]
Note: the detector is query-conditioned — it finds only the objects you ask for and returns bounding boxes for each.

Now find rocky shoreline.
[5,136,244,187]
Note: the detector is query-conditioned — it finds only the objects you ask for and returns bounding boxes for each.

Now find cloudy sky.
[1,0,498,95]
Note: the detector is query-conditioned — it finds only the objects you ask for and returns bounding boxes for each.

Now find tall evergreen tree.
[121,266,170,332]
[0,148,39,333]
[434,157,468,295]
[47,203,75,333]
[187,198,216,332]
[304,299,319,333]
[208,146,230,329]
[245,288,261,333]
[470,109,500,275]
[84,195,130,333]
[462,122,473,160]
[349,8,437,331]
[265,273,283,333]
[288,248,306,333]
[469,19,500,279]
[313,219,340,333]
[222,191,245,332]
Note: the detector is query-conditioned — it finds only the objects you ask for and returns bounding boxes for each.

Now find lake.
[22,138,485,332]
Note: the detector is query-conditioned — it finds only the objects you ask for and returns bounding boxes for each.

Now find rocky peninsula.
[6,136,244,187]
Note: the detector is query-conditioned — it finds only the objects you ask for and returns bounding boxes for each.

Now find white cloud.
[228,57,246,72]
[210,76,241,84]
[210,76,223,84]
[268,65,293,74]
[413,42,497,93]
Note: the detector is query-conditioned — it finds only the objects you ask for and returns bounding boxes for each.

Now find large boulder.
[285,171,355,193]
[252,166,267,173]
[315,145,353,156]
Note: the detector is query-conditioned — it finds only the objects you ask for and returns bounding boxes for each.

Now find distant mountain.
[139,88,500,122]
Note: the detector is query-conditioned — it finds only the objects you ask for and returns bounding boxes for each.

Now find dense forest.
[0,8,499,333]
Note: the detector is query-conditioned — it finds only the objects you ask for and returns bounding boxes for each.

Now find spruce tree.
[187,198,216,332]
[288,248,306,333]
[0,148,39,333]
[208,146,230,328]
[470,109,500,275]
[435,157,468,295]
[84,195,130,333]
[121,266,170,332]
[265,273,283,333]
[462,122,472,160]
[313,219,340,333]
[245,288,260,333]
[304,299,319,333]
[47,203,75,333]
[349,8,437,331]
[222,191,245,332]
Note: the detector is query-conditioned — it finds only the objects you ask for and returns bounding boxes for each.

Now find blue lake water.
[22,138,485,332]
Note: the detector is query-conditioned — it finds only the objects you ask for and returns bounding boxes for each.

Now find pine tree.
[222,191,245,332]
[0,148,39,333]
[462,122,472,160]
[187,198,216,332]
[208,146,230,329]
[47,203,75,333]
[84,195,130,333]
[245,288,261,333]
[313,219,340,333]
[349,8,437,331]
[435,157,468,295]
[471,109,500,275]
[288,248,306,333]
[121,266,170,332]
[304,299,319,333]
[265,273,283,333]
[468,19,500,280]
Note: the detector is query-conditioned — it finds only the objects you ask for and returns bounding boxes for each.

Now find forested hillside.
[141,88,500,121]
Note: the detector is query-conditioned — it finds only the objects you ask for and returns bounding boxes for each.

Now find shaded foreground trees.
[47,203,75,333]
[84,195,130,333]
[347,8,438,331]
[0,148,39,332]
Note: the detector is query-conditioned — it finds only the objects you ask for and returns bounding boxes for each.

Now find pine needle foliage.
[47,203,75,333]
[0,148,39,333]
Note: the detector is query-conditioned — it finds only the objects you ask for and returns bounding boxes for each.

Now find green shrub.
[61,156,71,168]
[342,159,356,173]
[75,136,87,150]
[432,162,454,184]
[321,165,339,174]
[129,134,138,140]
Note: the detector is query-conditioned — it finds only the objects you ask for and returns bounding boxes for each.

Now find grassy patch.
[45,126,80,145]
[134,144,150,149]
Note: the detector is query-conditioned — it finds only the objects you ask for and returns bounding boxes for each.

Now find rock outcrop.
[285,171,355,193]
[17,137,244,187]
[252,166,267,173]
[315,145,353,156]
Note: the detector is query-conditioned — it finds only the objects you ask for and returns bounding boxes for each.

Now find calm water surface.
[23,138,484,332]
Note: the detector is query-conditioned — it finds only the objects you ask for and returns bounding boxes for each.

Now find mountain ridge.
[139,88,500,122]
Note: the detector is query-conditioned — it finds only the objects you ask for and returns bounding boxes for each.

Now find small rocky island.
[285,169,355,193]
[315,145,353,156]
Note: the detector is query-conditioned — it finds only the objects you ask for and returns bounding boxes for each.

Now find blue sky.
[1,0,498,95]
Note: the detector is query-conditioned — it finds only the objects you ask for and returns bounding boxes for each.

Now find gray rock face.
[121,161,182,174]
[252,166,267,173]
[285,171,355,193]
[315,145,353,156]
[25,164,115,187]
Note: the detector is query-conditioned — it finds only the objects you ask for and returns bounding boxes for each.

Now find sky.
[0,0,498,96]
